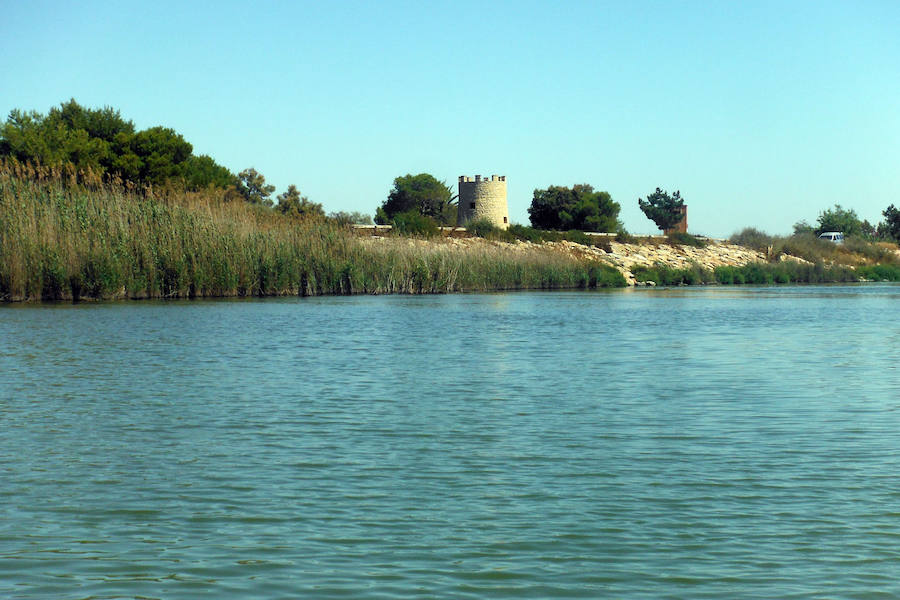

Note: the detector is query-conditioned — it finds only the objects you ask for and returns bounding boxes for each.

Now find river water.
[2,285,899,599]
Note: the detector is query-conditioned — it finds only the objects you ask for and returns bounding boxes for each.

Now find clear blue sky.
[2,0,898,236]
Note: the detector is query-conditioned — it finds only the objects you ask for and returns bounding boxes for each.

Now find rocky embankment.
[545,239,765,285]
[430,236,768,286]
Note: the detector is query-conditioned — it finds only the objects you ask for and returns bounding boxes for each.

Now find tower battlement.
[458,175,507,183]
[457,174,509,229]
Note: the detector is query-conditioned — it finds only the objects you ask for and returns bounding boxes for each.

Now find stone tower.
[664,205,688,234]
[457,175,509,230]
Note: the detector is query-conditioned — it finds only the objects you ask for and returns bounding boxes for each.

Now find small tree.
[638,188,685,232]
[882,205,900,241]
[815,204,862,237]
[860,220,879,239]
[181,154,238,190]
[0,99,236,189]
[376,173,456,225]
[528,184,620,231]
[276,184,323,218]
[793,220,815,235]
[237,168,275,206]
[390,210,439,237]
[328,211,373,225]
[128,126,193,185]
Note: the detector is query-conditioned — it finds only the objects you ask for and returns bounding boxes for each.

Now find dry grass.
[0,162,624,302]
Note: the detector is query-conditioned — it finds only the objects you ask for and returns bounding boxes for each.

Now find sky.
[2,0,898,236]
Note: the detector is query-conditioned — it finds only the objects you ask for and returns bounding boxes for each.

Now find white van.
[818,231,844,244]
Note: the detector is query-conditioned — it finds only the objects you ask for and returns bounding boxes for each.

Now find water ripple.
[2,287,900,598]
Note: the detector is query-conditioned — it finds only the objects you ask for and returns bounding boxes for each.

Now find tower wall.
[457,174,509,229]
[664,205,688,234]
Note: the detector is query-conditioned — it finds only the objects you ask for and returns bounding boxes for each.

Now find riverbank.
[0,169,625,302]
[537,238,767,285]
[3,167,898,303]
[538,237,889,285]
[409,235,889,286]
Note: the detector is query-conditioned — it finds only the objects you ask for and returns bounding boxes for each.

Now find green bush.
[390,211,439,238]
[632,263,712,286]
[504,224,612,248]
[714,261,859,285]
[729,228,775,253]
[731,228,898,266]
[466,218,500,238]
[507,223,547,243]
[563,229,593,245]
[843,236,899,264]
[776,233,841,263]
[615,229,638,244]
[742,263,774,284]
[857,264,900,281]
[466,218,518,242]
[667,232,706,248]
[772,266,791,283]
[713,266,734,284]
[593,264,627,287]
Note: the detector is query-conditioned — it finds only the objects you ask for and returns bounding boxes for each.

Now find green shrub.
[592,264,627,287]
[731,228,898,266]
[742,263,774,284]
[713,266,734,284]
[504,224,612,249]
[615,229,637,244]
[466,218,501,238]
[667,232,706,248]
[466,218,517,242]
[776,233,841,263]
[390,211,439,238]
[730,228,775,253]
[632,263,711,286]
[772,266,791,283]
[843,236,899,264]
[857,264,900,281]
[507,223,548,243]
[714,261,859,285]
[562,230,593,246]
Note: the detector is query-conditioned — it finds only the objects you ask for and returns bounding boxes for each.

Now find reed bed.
[0,165,624,302]
[631,260,861,286]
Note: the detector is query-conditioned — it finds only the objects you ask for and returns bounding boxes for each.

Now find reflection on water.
[2,285,900,598]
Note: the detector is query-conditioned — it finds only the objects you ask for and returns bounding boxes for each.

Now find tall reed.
[631,261,860,286]
[0,164,624,302]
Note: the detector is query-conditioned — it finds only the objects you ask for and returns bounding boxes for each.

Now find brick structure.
[456,175,509,230]
[664,205,688,234]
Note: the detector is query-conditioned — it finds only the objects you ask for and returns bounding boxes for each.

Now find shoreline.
[1,234,882,304]
[3,170,897,304]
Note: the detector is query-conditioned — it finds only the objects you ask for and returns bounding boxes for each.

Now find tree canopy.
[276,184,324,218]
[638,188,685,232]
[329,211,373,225]
[0,100,336,219]
[237,168,276,206]
[375,173,456,225]
[881,205,900,241]
[0,99,237,190]
[815,204,863,237]
[528,184,621,232]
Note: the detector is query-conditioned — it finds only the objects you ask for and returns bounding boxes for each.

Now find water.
[2,285,900,599]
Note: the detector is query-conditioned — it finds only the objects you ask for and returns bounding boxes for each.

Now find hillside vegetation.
[0,163,625,302]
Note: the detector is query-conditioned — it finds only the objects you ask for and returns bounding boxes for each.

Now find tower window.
[470,202,476,209]
[503,217,508,223]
